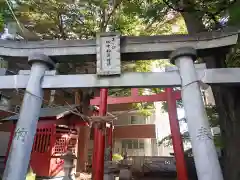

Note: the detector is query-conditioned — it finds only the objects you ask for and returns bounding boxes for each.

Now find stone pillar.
[61,151,77,180]
[170,47,223,180]
[3,54,55,180]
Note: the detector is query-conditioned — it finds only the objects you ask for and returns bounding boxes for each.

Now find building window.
[139,139,145,149]
[129,115,146,125]
[127,140,133,149]
[122,141,127,149]
[133,140,138,149]
[122,139,145,149]
[130,116,137,124]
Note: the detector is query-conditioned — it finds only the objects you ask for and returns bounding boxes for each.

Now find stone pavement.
[75,173,91,180]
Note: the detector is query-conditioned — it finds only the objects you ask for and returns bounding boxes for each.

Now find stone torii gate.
[0,31,239,180]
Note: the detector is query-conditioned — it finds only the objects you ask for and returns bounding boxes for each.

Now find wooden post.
[75,90,91,173]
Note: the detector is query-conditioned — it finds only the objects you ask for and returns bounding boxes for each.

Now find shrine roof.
[2,105,79,121]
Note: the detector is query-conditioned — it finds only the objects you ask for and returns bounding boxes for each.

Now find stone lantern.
[60,151,77,180]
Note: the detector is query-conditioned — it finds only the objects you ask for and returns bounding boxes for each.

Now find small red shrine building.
[0,105,88,178]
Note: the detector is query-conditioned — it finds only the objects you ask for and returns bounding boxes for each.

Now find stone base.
[119,169,132,180]
[104,173,115,180]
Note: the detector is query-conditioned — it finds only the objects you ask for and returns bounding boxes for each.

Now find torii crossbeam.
[0,68,239,89]
[1,31,239,180]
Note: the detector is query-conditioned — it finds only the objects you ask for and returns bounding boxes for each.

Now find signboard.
[96,33,121,75]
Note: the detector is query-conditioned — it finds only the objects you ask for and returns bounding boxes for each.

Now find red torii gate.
[91,88,181,105]
[90,88,187,180]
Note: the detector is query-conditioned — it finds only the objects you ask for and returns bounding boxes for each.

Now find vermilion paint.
[166,88,188,180]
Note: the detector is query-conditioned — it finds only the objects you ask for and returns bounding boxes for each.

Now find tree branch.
[163,0,237,15]
[100,7,106,32]
[163,0,238,25]
[144,11,180,32]
[211,0,237,16]
[162,0,184,12]
[58,13,67,40]
[102,0,122,31]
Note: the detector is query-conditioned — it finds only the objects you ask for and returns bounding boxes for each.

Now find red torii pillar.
[92,88,108,180]
[166,88,188,180]
[91,88,187,180]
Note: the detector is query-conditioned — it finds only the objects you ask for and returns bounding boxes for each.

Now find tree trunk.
[182,11,240,180]
[205,55,240,180]
[181,12,206,34]
[212,83,240,180]
[75,90,91,173]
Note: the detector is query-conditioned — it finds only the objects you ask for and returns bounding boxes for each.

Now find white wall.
[113,111,158,156]
[113,138,157,156]
[154,102,174,156]
[151,139,158,156]
[154,100,195,156]
[114,112,147,126]
[122,148,145,156]
[113,140,122,154]
[144,139,152,156]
